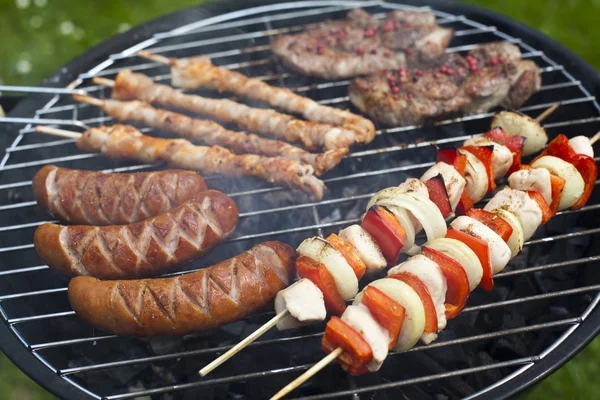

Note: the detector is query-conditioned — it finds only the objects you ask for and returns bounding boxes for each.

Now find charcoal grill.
[1,1,599,399]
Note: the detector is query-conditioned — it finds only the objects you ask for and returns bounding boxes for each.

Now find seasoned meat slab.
[349,42,541,126]
[271,8,453,79]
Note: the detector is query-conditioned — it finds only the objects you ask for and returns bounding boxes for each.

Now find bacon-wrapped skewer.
[93,71,356,152]
[271,131,598,399]
[35,125,326,199]
[137,51,376,147]
[198,106,559,375]
[72,94,347,176]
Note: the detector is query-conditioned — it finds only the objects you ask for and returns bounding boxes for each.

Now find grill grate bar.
[102,357,537,400]
[7,278,600,326]
[292,358,538,400]
[0,3,599,399]
[57,318,576,376]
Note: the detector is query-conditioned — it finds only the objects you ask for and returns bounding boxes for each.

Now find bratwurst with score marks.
[32,165,207,225]
[68,241,295,336]
[34,190,238,279]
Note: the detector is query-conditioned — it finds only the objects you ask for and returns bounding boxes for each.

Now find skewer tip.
[535,102,561,123]
[199,310,290,377]
[72,93,105,107]
[137,50,171,65]
[92,77,116,88]
[35,126,82,139]
[270,347,344,400]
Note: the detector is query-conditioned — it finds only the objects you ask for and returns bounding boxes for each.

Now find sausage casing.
[68,241,295,336]
[34,190,238,279]
[32,165,207,225]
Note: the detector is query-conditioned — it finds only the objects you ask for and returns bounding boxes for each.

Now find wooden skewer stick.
[199,310,290,376]
[535,102,561,123]
[589,131,600,146]
[138,50,171,65]
[270,347,344,400]
[35,126,82,139]
[72,93,104,108]
[93,77,115,88]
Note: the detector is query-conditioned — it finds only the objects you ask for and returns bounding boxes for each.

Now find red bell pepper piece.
[466,208,513,242]
[455,190,475,216]
[296,256,347,315]
[526,190,552,225]
[361,206,406,267]
[570,154,598,209]
[436,147,467,176]
[484,127,525,174]
[533,134,598,209]
[361,286,405,350]
[422,246,470,319]
[533,134,576,162]
[322,316,373,375]
[388,272,438,334]
[518,164,566,215]
[445,228,493,291]
[424,175,453,218]
[461,145,496,192]
[326,233,366,280]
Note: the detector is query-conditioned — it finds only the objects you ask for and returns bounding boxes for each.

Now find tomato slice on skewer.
[296,256,347,315]
[533,134,598,209]
[518,164,566,216]
[422,246,470,319]
[362,206,406,267]
[322,316,373,375]
[326,233,367,280]
[388,272,438,334]
[437,147,467,176]
[361,286,406,350]
[484,127,525,174]
[461,145,496,193]
[445,228,493,291]
[424,175,453,218]
[526,190,552,224]
[465,208,513,242]
[570,154,598,209]
[455,191,475,217]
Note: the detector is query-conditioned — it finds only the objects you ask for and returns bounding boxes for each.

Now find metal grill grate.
[0,1,599,399]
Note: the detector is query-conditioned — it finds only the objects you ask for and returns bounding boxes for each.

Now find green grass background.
[0,0,598,398]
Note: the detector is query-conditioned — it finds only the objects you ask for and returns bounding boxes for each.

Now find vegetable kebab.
[199,107,558,375]
[271,131,598,399]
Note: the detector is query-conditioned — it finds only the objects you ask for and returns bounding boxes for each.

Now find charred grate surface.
[0,1,599,399]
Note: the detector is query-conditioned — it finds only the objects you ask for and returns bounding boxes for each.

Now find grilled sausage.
[32,165,207,225]
[68,241,295,336]
[34,190,238,279]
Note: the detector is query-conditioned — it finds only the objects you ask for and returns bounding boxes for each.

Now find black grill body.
[0,1,599,399]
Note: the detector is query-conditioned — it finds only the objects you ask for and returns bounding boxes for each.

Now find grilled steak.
[349,42,541,126]
[271,8,453,79]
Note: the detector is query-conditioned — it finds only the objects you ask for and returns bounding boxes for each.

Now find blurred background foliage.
[0,0,599,398]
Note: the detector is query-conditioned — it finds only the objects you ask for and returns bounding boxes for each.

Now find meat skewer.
[93,73,356,152]
[270,132,598,400]
[72,94,346,176]
[198,105,560,376]
[35,125,326,200]
[136,51,376,146]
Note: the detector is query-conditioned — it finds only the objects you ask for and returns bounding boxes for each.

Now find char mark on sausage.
[34,190,239,279]
[32,165,207,225]
[68,241,295,336]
